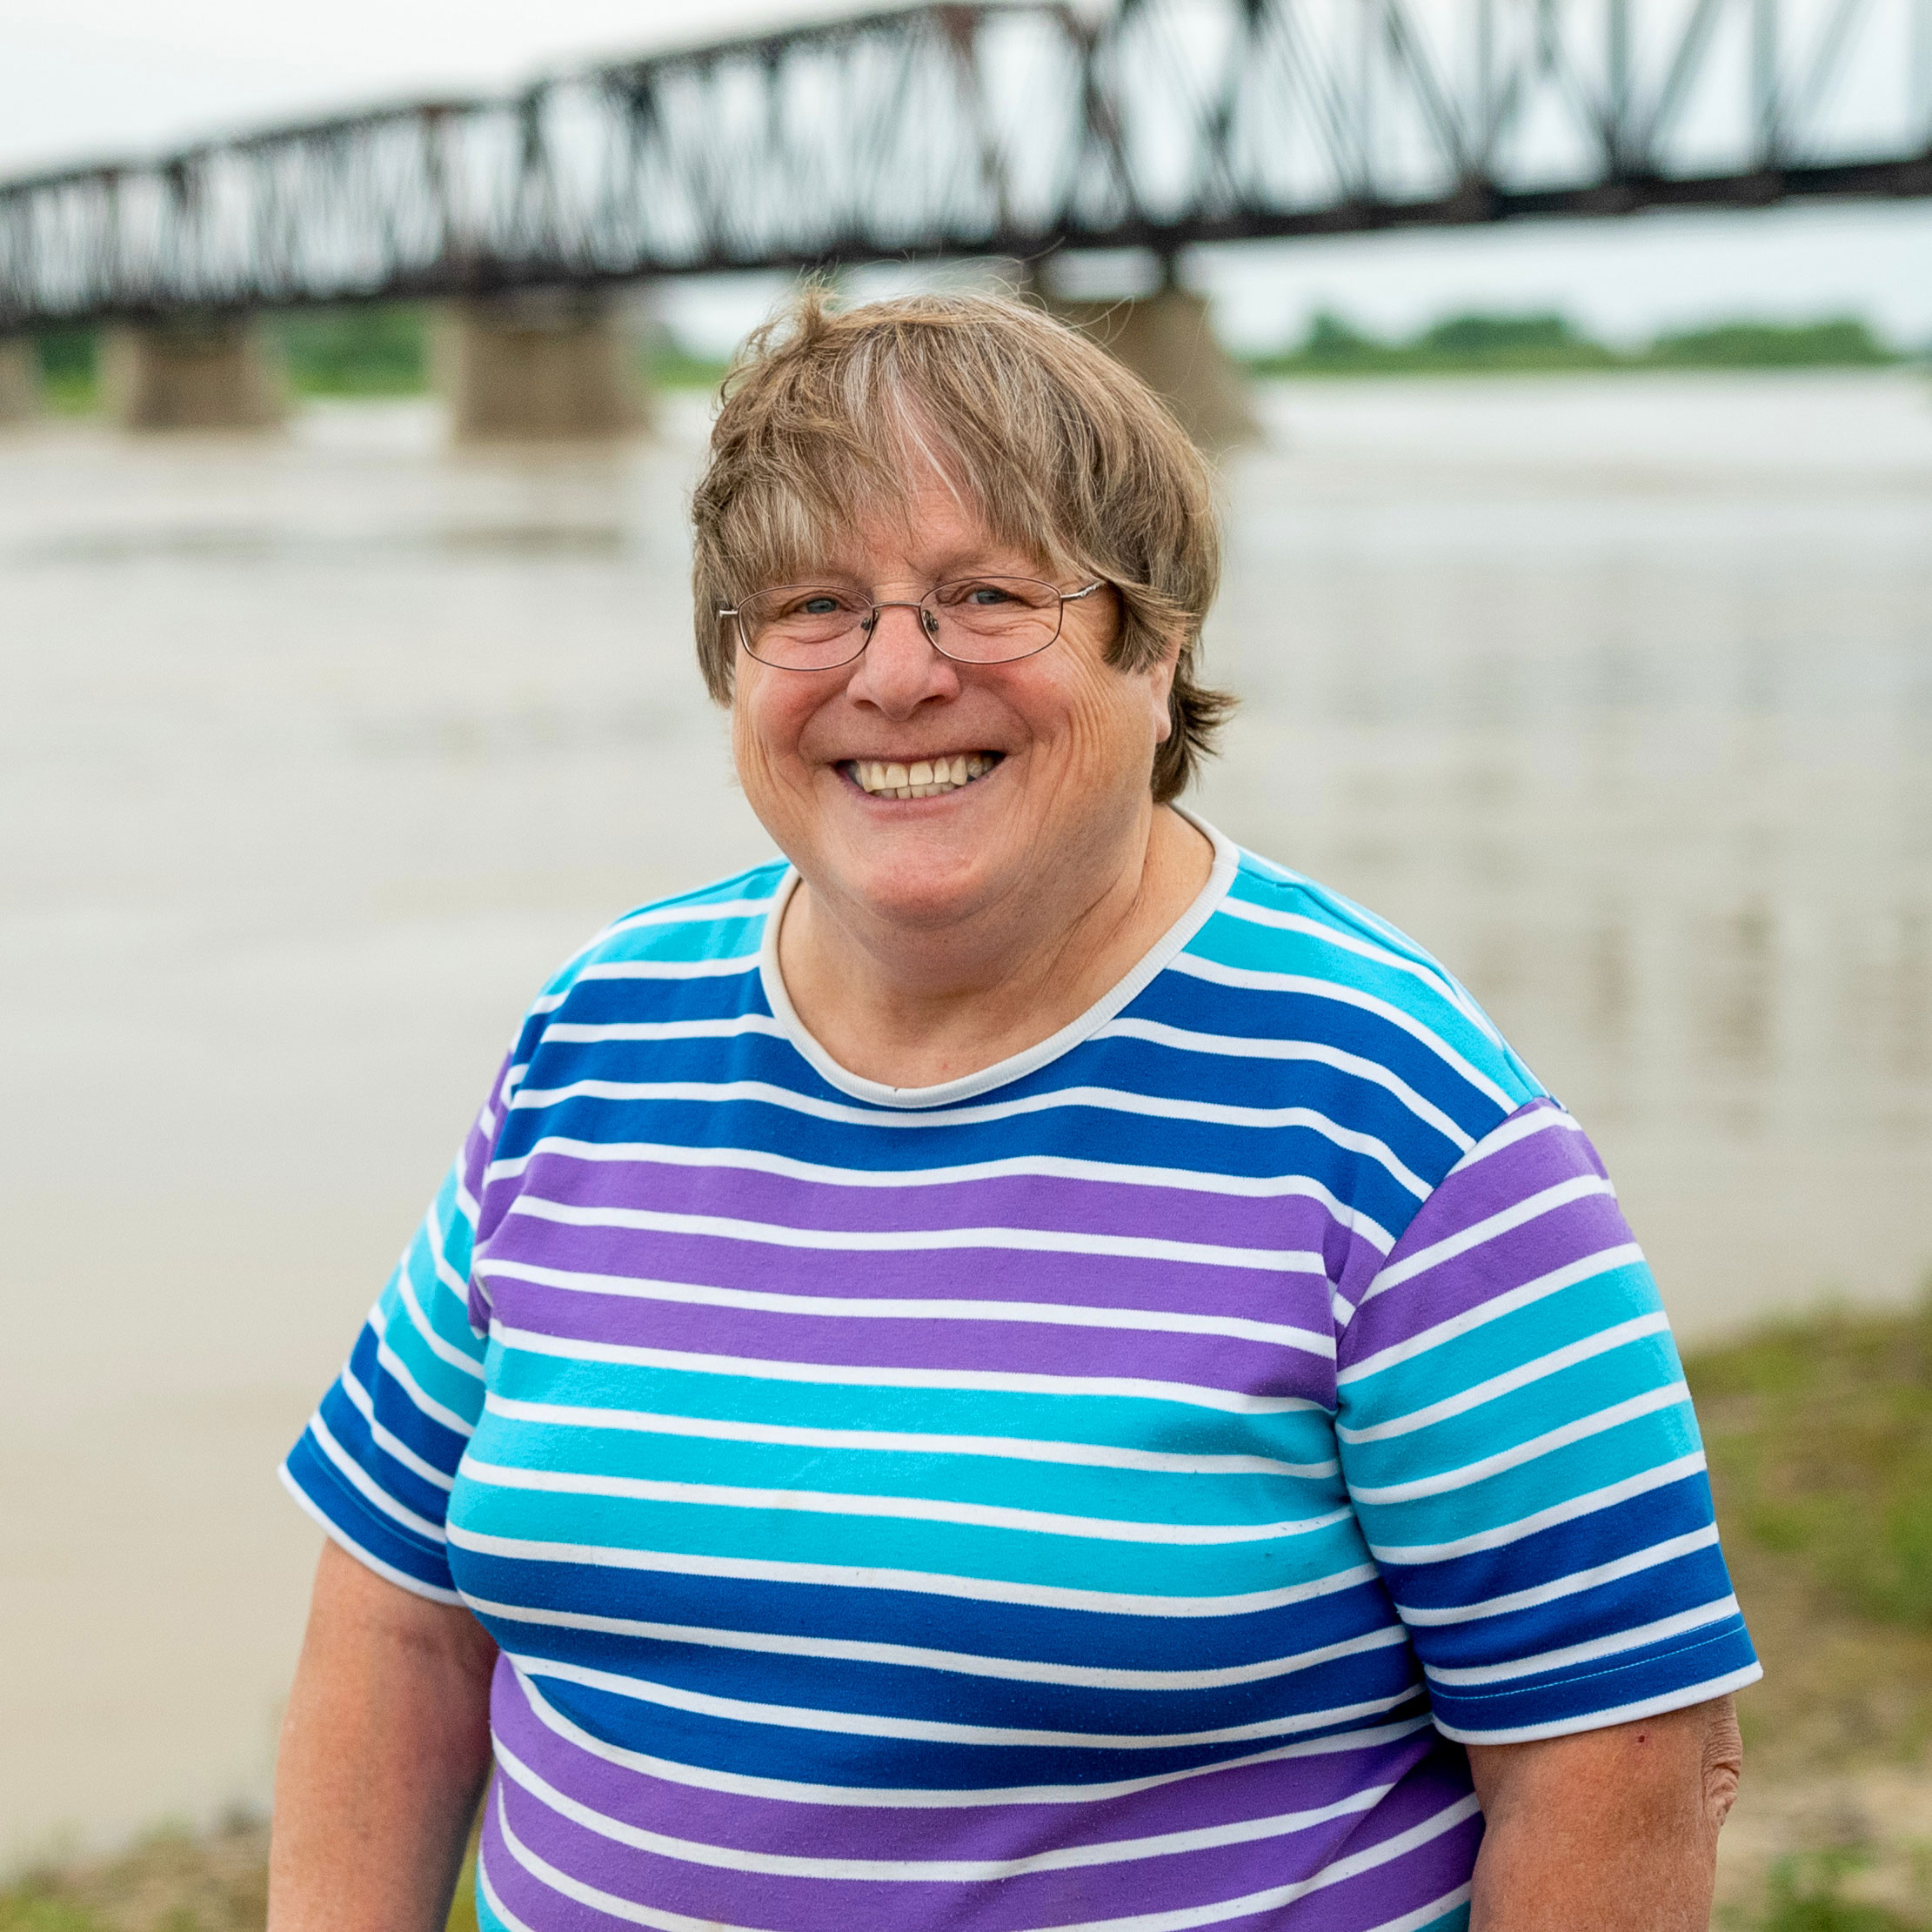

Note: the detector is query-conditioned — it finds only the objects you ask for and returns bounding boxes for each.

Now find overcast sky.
[3,0,1928,351]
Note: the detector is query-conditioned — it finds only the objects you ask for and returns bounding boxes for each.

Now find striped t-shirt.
[282,819,1759,1932]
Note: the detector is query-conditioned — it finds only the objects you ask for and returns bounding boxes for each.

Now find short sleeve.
[278,1060,508,1602]
[1334,1099,1762,1744]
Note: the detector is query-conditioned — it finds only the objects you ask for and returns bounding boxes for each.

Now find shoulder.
[507,859,789,1054]
[1169,843,1548,1167]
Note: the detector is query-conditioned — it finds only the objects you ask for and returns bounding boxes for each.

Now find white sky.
[3,0,1929,351]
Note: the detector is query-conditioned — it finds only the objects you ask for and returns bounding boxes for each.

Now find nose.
[846,601,958,719]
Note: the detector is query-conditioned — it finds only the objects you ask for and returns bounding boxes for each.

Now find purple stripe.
[1343,1117,1642,1362]
[491,1156,1380,1257]
[491,1756,1478,1932]
[483,1274,1325,1392]
[485,1210,1334,1319]
[491,1666,1451,1861]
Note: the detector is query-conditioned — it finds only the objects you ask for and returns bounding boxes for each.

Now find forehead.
[799,483,1048,585]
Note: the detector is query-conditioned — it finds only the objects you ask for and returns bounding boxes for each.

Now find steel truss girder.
[2,0,1929,330]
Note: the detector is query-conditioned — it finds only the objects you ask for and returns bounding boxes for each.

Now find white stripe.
[1362,1175,1617,1303]
[540,1015,789,1045]
[305,1413,447,1543]
[1447,1102,1581,1170]
[485,1136,1397,1253]
[1216,895,1500,1040]
[508,1649,1419,1750]
[511,1666,1434,1808]
[1023,1794,1481,1932]
[451,1522,1378,1619]
[484,1392,1336,1477]
[492,1320,1323,1416]
[475,1844,542,1932]
[1097,1016,1475,1153]
[369,1327,478,1439]
[1337,1244,1646,1385]
[598,895,780,937]
[277,1466,462,1605]
[467,1591,1407,1692]
[495,1735,1391,1881]
[395,1208,487,1383]
[505,1189,1329,1280]
[1400,1526,1721,1626]
[481,1247,1334,1357]
[1439,1663,1764,1746]
[488,1774,1477,1932]
[575,954,764,981]
[1369,1451,1708,1565]
[1167,952,1514,1112]
[1363,1885,1479,1932]
[507,1079,1432,1198]
[1337,1313,1673,1444]
[461,1457,1357,1547]
[340,1364,455,1491]
[1425,1594,1741,1687]
[1348,1380,1691,1505]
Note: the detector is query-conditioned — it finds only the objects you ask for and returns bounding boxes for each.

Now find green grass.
[1251,308,1906,378]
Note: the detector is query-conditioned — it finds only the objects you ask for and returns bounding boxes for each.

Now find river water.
[2,371,1929,1858]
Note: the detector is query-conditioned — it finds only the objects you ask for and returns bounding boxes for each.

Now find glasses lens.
[926,578,1061,663]
[739,586,866,666]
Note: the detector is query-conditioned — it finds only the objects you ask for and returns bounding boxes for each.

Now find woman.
[271,291,1756,1932]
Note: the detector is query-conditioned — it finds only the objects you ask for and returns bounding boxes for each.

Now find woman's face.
[730,484,1177,939]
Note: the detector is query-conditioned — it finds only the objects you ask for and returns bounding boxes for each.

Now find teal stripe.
[445,1482,1375,1598]
[465,1412,1345,1528]
[378,1273,488,1416]
[1340,1260,1661,1415]
[486,1347,1338,1464]
[1187,916,1528,1097]
[1350,1402,1703,1550]
[1339,1338,1684,1490]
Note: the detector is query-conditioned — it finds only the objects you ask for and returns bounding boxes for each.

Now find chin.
[832,832,1000,932]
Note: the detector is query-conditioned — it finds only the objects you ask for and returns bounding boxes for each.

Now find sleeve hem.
[1432,1660,1763,1747]
[278,1460,464,1608]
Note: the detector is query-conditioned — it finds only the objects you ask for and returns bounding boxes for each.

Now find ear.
[1144,632,1183,746]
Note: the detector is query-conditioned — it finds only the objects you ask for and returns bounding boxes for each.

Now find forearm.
[269,1540,498,1932]
[1467,1697,1742,1932]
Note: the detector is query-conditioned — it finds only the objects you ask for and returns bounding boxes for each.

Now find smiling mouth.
[846,752,1002,800]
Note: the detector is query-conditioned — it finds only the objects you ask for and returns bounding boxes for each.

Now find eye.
[799,595,844,617]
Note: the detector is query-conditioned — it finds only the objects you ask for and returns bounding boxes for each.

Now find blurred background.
[2,1,1929,1926]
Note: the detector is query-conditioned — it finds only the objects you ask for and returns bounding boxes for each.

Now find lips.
[846,752,1001,799]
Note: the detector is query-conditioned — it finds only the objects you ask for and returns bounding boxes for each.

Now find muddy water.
[2,371,1928,1856]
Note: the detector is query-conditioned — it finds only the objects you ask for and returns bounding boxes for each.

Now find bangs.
[706,325,1080,599]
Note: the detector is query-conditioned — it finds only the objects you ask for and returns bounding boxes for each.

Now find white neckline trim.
[758,810,1240,1111]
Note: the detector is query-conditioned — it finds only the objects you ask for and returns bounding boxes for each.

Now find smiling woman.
[268,292,1759,1932]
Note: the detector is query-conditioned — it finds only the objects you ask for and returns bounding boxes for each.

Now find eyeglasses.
[721,576,1106,672]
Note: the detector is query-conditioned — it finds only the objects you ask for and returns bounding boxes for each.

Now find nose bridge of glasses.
[862,598,939,639]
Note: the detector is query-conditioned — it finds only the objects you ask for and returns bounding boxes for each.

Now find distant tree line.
[1252,309,1905,376]
[21,300,1915,411]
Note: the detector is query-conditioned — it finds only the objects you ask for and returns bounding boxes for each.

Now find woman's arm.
[268,1540,498,1932]
[1466,1695,1742,1931]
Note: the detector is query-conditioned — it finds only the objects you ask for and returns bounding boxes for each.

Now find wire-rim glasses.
[722,576,1106,672]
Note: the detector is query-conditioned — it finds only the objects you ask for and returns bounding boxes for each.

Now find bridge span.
[2,0,1928,437]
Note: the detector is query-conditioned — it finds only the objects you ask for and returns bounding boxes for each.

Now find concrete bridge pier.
[103,317,287,431]
[0,339,41,423]
[1035,276,1260,452]
[437,291,649,443]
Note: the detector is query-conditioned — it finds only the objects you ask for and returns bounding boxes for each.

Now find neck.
[775,806,1216,1090]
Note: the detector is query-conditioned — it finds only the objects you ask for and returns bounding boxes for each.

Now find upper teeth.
[852,753,994,799]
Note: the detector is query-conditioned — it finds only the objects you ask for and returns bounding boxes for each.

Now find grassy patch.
[1688,1300,1932,1786]
[1251,309,1907,378]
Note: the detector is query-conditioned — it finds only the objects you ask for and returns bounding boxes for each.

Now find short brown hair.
[689,288,1234,804]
